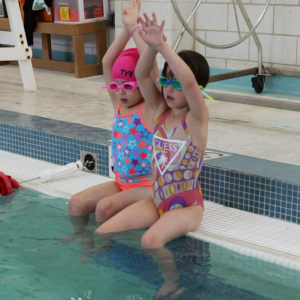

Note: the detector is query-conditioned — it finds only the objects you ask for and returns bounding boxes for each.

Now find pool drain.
[80,151,97,173]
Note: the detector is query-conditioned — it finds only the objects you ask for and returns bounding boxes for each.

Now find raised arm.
[135,14,167,114]
[102,29,130,110]
[136,46,166,113]
[156,42,208,126]
[144,15,208,123]
[123,0,161,84]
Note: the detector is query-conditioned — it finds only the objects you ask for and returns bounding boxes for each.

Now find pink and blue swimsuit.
[111,104,154,190]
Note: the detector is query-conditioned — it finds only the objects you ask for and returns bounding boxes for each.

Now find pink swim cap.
[112,48,140,82]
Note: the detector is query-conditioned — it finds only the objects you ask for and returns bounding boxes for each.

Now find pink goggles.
[101,81,139,91]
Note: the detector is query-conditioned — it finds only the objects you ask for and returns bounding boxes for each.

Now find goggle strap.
[200,85,215,102]
[101,85,110,89]
[155,79,215,102]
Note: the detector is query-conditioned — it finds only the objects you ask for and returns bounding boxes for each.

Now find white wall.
[32,0,300,73]
[115,0,300,72]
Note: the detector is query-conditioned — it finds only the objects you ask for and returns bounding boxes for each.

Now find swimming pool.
[1,188,300,300]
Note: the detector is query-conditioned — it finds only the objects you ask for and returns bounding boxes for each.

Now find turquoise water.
[1,188,300,300]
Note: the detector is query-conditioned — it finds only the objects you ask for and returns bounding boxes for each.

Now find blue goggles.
[155,77,215,102]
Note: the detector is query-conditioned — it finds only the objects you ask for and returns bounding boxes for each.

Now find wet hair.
[161,50,210,88]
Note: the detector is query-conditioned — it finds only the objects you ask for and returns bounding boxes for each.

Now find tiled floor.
[1,65,300,168]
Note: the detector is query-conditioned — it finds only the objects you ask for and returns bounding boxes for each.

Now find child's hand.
[122,0,140,32]
[138,13,166,49]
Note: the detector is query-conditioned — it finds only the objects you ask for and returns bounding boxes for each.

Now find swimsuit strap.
[114,104,122,116]
[181,114,192,141]
[156,109,172,126]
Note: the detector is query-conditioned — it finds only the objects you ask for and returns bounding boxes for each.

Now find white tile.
[33,33,42,43]
[250,34,297,65]
[286,260,298,270]
[227,60,258,70]
[194,31,206,56]
[206,31,249,60]
[135,0,171,2]
[115,26,124,40]
[85,47,93,55]
[298,38,300,66]
[55,44,67,52]
[196,4,228,31]
[51,35,73,46]
[156,55,164,70]
[207,0,232,2]
[228,4,273,34]
[271,64,300,72]
[32,42,42,50]
[207,58,226,69]
[176,30,194,52]
[108,27,116,47]
[109,0,115,11]
[294,263,300,271]
[252,0,298,4]
[115,1,123,27]
[84,34,96,48]
[281,258,293,268]
[0,151,112,198]
[162,2,193,31]
[274,6,300,36]
[138,1,162,24]
[207,0,251,3]
[163,30,178,48]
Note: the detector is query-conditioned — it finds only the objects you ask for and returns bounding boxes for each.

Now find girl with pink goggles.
[101,81,139,91]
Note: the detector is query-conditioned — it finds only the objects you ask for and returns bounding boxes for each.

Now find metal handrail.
[170,0,271,50]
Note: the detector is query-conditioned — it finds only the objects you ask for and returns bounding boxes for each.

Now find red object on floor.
[0,172,20,196]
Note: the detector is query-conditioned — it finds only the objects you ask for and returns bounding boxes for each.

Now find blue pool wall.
[1,109,299,225]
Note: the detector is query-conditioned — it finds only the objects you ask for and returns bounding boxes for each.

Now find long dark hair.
[161,50,210,88]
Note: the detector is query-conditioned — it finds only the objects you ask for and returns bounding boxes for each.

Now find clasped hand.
[137,13,166,49]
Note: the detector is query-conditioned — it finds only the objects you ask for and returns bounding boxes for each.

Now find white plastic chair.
[0,0,36,91]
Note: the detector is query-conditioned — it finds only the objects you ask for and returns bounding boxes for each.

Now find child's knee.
[68,194,88,216]
[95,198,113,222]
[141,231,164,249]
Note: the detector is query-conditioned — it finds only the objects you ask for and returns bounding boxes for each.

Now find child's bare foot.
[78,251,94,264]
[154,281,185,299]
[60,231,83,243]
[170,287,186,299]
[60,228,91,243]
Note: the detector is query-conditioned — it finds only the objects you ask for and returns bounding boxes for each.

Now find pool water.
[0,188,300,300]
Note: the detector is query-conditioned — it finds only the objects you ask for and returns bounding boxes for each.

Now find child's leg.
[95,186,152,222]
[141,205,204,249]
[95,197,159,234]
[64,181,122,240]
[68,181,121,216]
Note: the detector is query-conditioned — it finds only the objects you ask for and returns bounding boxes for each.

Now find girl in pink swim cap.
[68,0,164,225]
